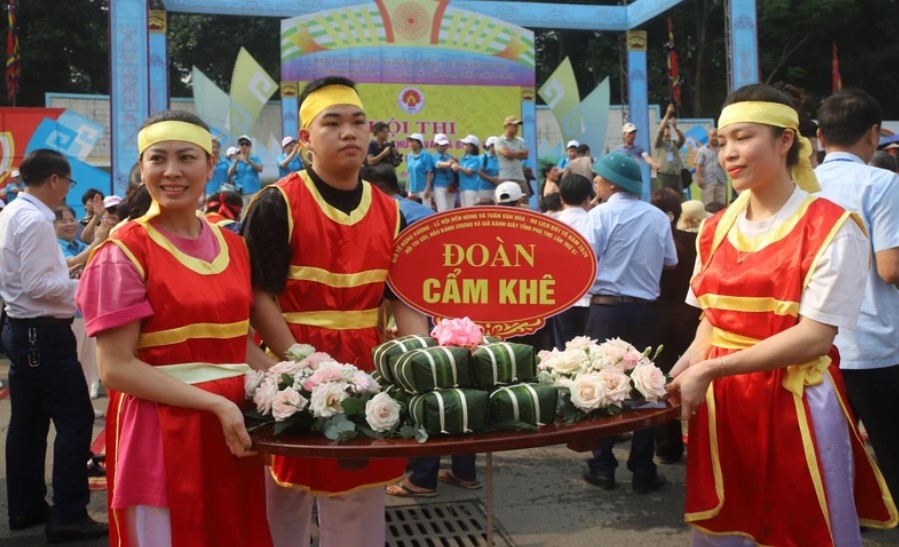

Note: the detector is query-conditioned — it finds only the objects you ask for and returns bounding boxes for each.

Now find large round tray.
[251,402,680,459]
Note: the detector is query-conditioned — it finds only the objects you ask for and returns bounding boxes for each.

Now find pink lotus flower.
[430,317,484,347]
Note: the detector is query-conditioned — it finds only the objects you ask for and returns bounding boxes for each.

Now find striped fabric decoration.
[489,384,557,427]
[393,346,473,395]
[409,388,489,435]
[372,335,437,384]
[470,343,536,388]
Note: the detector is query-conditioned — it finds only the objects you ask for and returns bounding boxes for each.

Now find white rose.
[253,377,280,415]
[365,392,402,432]
[271,388,309,422]
[630,364,668,402]
[598,367,631,405]
[309,382,350,418]
[244,369,266,399]
[570,373,609,412]
[285,343,316,362]
[564,336,597,350]
[548,348,588,376]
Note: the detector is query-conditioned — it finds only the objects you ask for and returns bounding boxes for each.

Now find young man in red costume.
[242,75,428,546]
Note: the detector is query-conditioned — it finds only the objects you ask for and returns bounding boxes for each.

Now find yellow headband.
[299,84,365,130]
[717,101,819,192]
[138,121,213,156]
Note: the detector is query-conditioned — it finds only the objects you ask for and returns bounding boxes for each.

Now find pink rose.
[302,364,344,391]
[598,368,631,405]
[430,317,484,347]
[253,377,279,415]
[267,360,307,380]
[271,389,308,422]
[630,364,668,402]
[302,352,336,371]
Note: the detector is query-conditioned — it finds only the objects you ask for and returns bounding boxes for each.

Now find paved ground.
[1,356,897,546]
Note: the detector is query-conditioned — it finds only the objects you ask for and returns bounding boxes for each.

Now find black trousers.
[842,364,899,502]
[584,302,659,486]
[3,321,94,523]
[552,306,588,350]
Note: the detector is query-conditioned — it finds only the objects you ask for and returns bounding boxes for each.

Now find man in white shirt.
[0,149,108,542]
[814,89,899,502]
[495,115,529,198]
[552,174,596,348]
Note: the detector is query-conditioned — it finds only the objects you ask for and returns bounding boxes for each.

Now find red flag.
[832,41,843,94]
[666,17,682,106]
[6,0,21,105]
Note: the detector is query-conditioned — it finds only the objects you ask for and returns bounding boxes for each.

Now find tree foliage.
[5,0,899,118]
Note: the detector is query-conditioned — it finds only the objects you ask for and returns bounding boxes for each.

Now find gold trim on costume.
[726,195,815,253]
[684,383,725,522]
[300,171,372,226]
[111,394,126,547]
[134,202,230,275]
[287,265,388,288]
[137,321,249,349]
[697,294,799,317]
[267,467,403,497]
[801,211,866,290]
[792,391,833,536]
[827,370,899,528]
[282,308,379,330]
[108,240,146,281]
[154,362,250,384]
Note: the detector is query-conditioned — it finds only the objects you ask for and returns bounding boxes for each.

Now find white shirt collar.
[16,192,56,223]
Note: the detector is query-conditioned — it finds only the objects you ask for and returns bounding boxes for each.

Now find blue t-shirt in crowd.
[58,237,88,258]
[206,158,231,195]
[277,152,304,179]
[395,196,435,226]
[432,151,455,188]
[231,154,262,194]
[479,153,499,191]
[557,156,570,169]
[458,153,482,192]
[406,151,434,193]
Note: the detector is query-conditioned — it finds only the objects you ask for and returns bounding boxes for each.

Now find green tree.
[3,0,109,106]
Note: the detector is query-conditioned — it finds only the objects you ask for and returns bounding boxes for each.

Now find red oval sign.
[388,206,597,338]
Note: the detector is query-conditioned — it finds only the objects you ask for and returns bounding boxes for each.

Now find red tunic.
[686,194,897,545]
[268,171,406,495]
[204,211,238,229]
[104,216,271,547]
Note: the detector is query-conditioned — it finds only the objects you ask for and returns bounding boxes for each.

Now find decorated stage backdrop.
[280,0,536,173]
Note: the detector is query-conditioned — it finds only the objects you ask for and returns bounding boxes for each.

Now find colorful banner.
[280,0,535,87]
[0,107,110,215]
[538,58,580,128]
[192,67,231,142]
[229,47,278,139]
[388,207,596,338]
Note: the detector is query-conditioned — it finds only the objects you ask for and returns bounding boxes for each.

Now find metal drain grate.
[386,499,515,547]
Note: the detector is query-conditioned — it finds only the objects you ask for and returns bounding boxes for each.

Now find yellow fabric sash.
[717,101,819,193]
[156,362,250,385]
[710,327,830,396]
[138,120,213,155]
[299,85,364,129]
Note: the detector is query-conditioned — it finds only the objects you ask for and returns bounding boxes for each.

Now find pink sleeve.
[75,243,154,337]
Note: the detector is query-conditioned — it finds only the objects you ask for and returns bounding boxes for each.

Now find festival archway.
[109,0,758,197]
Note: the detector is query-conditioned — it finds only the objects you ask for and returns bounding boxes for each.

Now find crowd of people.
[0,75,897,547]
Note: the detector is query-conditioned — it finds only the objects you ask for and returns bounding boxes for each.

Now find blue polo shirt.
[588,192,678,300]
[231,154,262,195]
[815,152,899,370]
[394,195,435,226]
[479,154,499,191]
[277,152,303,179]
[405,151,434,193]
[432,151,454,188]
[206,158,231,195]
[458,153,482,192]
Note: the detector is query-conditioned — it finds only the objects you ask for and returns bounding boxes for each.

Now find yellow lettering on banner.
[499,277,557,305]
[442,240,536,268]
[422,278,489,304]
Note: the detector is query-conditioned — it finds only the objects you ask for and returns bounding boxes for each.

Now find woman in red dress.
[669,84,897,546]
[76,110,272,547]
